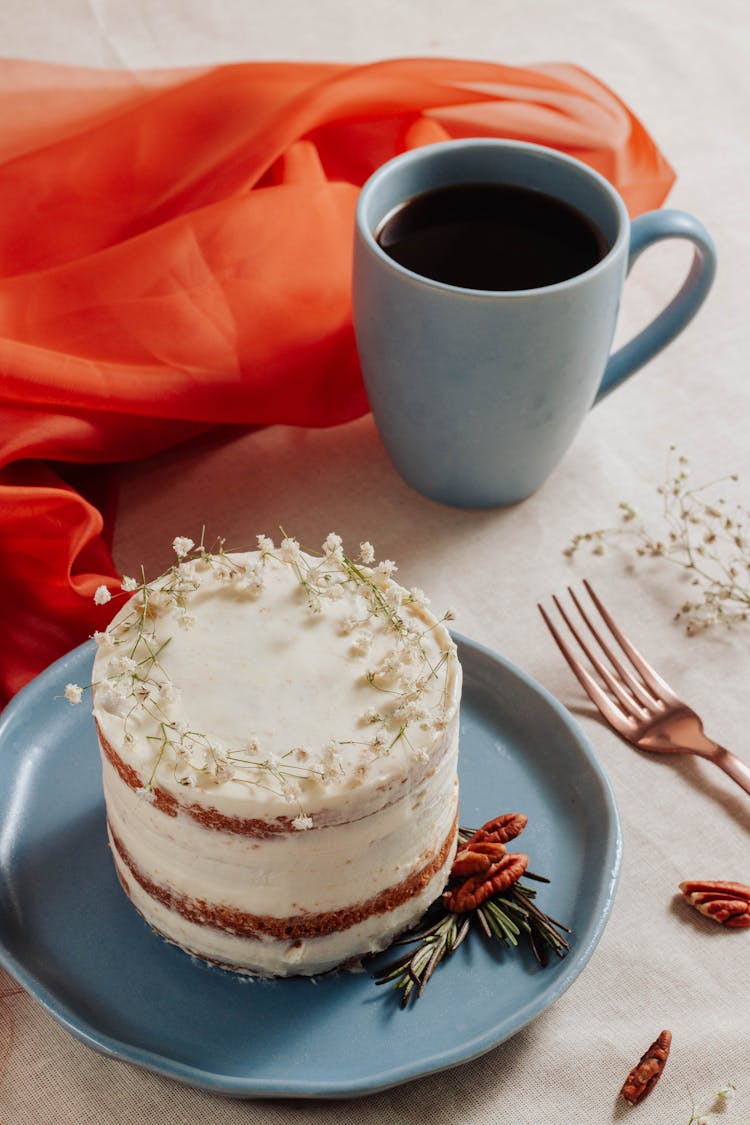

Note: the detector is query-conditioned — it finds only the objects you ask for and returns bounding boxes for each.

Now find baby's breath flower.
[716,1084,736,1102]
[373,650,402,678]
[292,813,313,831]
[160,683,180,705]
[235,562,263,592]
[173,565,200,592]
[359,541,375,564]
[392,700,427,723]
[93,585,112,605]
[257,534,274,553]
[92,630,111,646]
[374,559,397,583]
[121,576,139,592]
[349,763,369,788]
[279,536,301,563]
[177,610,195,630]
[134,680,164,705]
[385,584,404,610]
[321,752,343,783]
[339,598,368,634]
[349,631,373,658]
[64,682,83,704]
[282,780,301,803]
[96,678,128,713]
[135,786,155,803]
[172,536,195,558]
[408,587,430,607]
[323,532,344,562]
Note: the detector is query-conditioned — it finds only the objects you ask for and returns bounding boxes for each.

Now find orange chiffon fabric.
[0,56,675,704]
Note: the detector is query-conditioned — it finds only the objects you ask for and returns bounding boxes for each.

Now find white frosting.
[93,539,461,975]
[103,733,458,915]
[112,840,456,978]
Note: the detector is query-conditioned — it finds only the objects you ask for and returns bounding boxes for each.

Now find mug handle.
[595,210,717,404]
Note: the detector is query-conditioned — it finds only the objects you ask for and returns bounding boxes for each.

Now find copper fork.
[538,580,750,796]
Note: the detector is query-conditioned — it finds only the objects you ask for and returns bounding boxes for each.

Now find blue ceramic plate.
[0,633,621,1099]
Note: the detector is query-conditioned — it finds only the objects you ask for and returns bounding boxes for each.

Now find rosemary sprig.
[371,825,571,1008]
[373,910,472,1007]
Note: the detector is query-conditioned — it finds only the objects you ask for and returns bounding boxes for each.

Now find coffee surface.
[375,182,608,290]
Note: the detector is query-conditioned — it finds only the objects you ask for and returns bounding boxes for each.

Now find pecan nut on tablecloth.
[679,880,750,928]
[620,1030,672,1106]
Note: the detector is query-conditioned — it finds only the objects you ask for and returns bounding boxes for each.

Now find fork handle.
[712,746,750,796]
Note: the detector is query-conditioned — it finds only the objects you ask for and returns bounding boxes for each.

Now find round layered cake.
[91,533,462,977]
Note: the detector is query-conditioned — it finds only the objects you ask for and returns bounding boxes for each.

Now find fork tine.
[582,579,681,705]
[552,592,651,721]
[537,603,638,732]
[566,589,661,711]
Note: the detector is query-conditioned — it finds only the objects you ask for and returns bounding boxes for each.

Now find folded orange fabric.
[0,56,674,705]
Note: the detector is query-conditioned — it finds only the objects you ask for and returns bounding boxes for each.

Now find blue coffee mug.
[353,139,716,508]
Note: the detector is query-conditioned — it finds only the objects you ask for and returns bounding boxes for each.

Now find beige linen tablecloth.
[1,2,749,1122]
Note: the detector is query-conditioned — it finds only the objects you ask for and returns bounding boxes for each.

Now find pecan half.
[462,813,527,850]
[620,1030,672,1106]
[679,880,750,928]
[443,852,529,913]
[451,839,507,877]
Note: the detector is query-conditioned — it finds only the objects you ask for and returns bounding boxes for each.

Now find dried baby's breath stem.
[564,448,750,633]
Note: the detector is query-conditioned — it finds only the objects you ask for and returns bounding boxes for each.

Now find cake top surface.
[89,533,461,826]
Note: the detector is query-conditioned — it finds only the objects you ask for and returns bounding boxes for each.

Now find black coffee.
[375,182,608,291]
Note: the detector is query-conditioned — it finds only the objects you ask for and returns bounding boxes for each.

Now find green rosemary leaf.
[451,915,471,952]
[482,903,520,946]
[418,936,448,996]
[528,926,549,967]
[475,904,493,939]
[373,957,414,985]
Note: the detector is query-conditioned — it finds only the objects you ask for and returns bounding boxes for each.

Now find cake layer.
[108,813,456,941]
[112,834,457,977]
[102,728,458,915]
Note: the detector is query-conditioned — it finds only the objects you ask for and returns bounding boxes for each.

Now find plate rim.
[0,633,622,1098]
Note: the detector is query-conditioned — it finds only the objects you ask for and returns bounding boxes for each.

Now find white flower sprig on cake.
[64,530,458,826]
